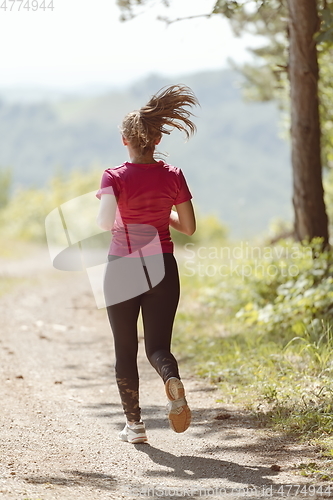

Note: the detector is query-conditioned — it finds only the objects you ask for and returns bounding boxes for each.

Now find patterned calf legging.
[104,253,181,422]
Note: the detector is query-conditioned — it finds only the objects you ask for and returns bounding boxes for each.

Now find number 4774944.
[0,1,54,11]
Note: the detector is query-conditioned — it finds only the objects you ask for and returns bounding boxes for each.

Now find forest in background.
[1,0,333,481]
[0,69,292,238]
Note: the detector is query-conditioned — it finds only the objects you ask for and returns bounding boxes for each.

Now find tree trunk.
[287,0,329,248]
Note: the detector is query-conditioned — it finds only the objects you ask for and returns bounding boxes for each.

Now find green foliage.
[0,167,12,209]
[316,3,333,44]
[285,322,333,372]
[180,237,325,332]
[171,213,229,246]
[173,235,333,459]
[235,238,333,337]
[319,48,333,168]
[0,168,102,242]
[324,167,333,230]
[0,168,229,246]
[213,0,333,173]
[0,70,292,238]
[116,0,166,21]
[213,0,243,19]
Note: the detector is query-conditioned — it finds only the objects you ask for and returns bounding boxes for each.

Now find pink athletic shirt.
[96,160,192,256]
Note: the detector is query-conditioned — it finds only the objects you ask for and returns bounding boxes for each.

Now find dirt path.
[0,246,326,500]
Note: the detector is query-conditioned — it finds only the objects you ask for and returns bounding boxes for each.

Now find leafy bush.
[0,168,230,246]
[171,213,228,246]
[174,236,333,461]
[0,166,12,209]
[0,168,102,242]
[235,238,333,338]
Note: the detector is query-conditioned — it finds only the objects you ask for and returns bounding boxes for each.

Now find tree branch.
[157,13,213,26]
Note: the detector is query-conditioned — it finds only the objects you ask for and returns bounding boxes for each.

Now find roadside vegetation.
[1,167,333,479]
[175,230,333,480]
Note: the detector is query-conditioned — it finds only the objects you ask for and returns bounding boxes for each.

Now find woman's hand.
[169,200,196,236]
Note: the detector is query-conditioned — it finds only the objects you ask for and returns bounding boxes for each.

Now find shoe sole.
[119,427,148,444]
[127,436,148,444]
[119,433,148,444]
[165,378,191,433]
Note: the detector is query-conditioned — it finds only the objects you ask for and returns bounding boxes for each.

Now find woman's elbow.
[184,223,196,236]
[96,216,112,231]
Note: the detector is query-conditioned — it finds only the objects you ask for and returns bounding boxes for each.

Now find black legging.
[104,253,181,422]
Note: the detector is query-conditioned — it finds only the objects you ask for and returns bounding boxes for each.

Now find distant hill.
[0,70,292,238]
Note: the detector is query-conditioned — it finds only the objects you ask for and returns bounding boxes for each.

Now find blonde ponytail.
[121,84,199,154]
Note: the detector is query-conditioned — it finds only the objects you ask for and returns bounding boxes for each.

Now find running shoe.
[118,421,148,444]
[165,377,191,433]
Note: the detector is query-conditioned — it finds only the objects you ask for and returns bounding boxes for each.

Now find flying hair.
[120,84,199,154]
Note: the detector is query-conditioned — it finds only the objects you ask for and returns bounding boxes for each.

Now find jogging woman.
[96,85,198,444]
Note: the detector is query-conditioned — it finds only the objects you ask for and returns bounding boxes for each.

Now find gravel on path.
[0,248,323,500]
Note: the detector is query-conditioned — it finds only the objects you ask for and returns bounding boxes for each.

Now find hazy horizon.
[0,0,264,90]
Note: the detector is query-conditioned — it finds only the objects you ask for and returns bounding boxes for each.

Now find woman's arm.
[96,193,117,231]
[169,200,196,236]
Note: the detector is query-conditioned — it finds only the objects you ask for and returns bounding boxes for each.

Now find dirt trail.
[0,246,325,500]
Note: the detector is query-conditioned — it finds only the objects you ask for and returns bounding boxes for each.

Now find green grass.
[173,237,333,479]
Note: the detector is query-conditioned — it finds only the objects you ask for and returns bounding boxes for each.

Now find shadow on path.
[134,444,278,486]
[23,470,116,491]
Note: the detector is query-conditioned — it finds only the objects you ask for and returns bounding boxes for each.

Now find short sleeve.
[174,169,192,205]
[96,169,120,199]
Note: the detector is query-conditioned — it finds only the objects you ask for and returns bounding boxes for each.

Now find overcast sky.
[0,0,263,89]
